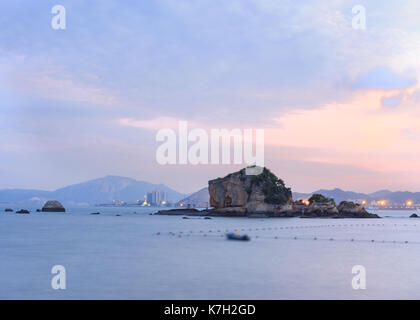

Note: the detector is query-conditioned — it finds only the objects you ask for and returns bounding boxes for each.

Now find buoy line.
[157,231,418,245]
[156,222,419,237]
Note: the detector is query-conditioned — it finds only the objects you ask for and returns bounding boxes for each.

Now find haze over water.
[1,207,419,299]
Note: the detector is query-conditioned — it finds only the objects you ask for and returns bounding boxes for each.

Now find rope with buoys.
[157,231,418,245]
[155,222,420,245]
[156,222,418,237]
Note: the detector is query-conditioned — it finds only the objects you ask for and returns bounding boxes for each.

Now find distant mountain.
[0,176,185,206]
[368,189,394,198]
[177,187,209,207]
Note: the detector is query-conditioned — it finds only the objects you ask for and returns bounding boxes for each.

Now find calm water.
[0,207,419,299]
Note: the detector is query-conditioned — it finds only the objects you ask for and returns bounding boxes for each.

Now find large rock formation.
[290,200,308,215]
[293,195,380,218]
[303,194,339,217]
[42,200,66,212]
[154,167,381,218]
[299,195,379,218]
[336,201,379,218]
[208,167,293,217]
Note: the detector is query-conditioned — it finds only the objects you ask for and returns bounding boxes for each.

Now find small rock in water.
[16,209,30,214]
[90,212,100,215]
[410,213,419,218]
[5,208,13,212]
[42,200,66,212]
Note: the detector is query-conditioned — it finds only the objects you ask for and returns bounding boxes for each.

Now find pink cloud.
[263,86,420,190]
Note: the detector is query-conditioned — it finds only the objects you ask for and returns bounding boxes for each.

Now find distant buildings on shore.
[292,198,420,210]
[101,189,171,207]
[366,199,419,210]
[142,189,167,207]
[105,189,419,210]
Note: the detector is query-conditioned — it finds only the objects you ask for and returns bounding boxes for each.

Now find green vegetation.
[309,194,335,205]
[247,167,292,205]
[338,201,360,208]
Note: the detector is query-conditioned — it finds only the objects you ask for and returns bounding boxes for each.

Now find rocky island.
[155,167,380,218]
[41,200,66,212]
[208,167,292,217]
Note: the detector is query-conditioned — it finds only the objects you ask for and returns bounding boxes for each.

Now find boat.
[226,233,250,241]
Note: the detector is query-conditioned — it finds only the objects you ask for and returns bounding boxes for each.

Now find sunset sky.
[1,0,420,193]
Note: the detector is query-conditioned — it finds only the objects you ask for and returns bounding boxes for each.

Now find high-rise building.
[145,190,166,206]
[146,192,153,205]
[152,189,166,205]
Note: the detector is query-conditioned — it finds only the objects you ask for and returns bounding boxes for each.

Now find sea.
[0,206,419,299]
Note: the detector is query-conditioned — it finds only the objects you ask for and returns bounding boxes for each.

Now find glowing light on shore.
[406,200,413,207]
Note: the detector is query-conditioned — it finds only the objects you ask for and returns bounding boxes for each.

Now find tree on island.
[308,193,335,205]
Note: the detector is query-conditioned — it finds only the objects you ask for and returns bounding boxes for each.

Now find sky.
[1,0,420,193]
